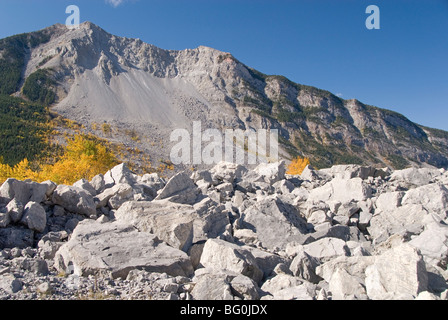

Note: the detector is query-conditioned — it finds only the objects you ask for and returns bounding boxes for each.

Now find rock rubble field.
[0,162,447,300]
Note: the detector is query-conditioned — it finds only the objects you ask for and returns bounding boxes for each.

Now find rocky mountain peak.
[2,22,448,171]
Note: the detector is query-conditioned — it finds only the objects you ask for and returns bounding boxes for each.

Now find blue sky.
[1,0,447,131]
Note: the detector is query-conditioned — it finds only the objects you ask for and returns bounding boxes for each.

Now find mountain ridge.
[1,21,447,170]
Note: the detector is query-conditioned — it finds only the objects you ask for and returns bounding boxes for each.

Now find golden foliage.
[0,135,119,185]
[286,156,310,175]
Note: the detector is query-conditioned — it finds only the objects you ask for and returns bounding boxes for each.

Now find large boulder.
[389,167,442,188]
[302,237,349,262]
[199,239,264,284]
[94,183,133,209]
[308,177,372,204]
[289,247,321,283]
[52,185,96,217]
[316,243,430,300]
[103,163,137,186]
[365,244,428,299]
[20,202,46,233]
[5,198,24,223]
[252,161,286,185]
[209,161,248,184]
[328,268,368,300]
[368,204,428,244]
[54,220,194,279]
[190,269,235,300]
[409,216,448,267]
[114,198,229,252]
[237,196,309,251]
[401,183,448,218]
[0,179,49,205]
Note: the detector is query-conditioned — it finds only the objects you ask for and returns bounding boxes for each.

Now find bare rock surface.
[0,162,447,300]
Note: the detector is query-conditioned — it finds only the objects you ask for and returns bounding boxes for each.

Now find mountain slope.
[1,21,447,170]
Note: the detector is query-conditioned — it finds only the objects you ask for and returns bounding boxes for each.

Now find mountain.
[1,21,448,170]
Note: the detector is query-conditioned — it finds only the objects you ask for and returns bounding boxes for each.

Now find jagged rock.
[272,180,295,195]
[107,186,134,209]
[199,239,264,284]
[41,180,57,198]
[139,172,166,190]
[210,161,247,184]
[300,165,325,182]
[73,179,97,196]
[289,248,321,284]
[252,161,286,185]
[20,202,47,233]
[237,196,309,251]
[95,183,133,208]
[265,283,317,300]
[1,158,448,300]
[90,174,106,194]
[365,244,428,300]
[260,274,317,300]
[244,247,286,280]
[17,257,49,276]
[38,231,68,259]
[415,291,441,300]
[36,282,52,295]
[374,191,404,212]
[54,220,194,279]
[104,163,137,186]
[52,185,96,217]
[155,172,199,204]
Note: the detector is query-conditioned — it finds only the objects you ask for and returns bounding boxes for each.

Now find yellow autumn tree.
[37,135,119,184]
[286,156,310,175]
[0,134,119,185]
